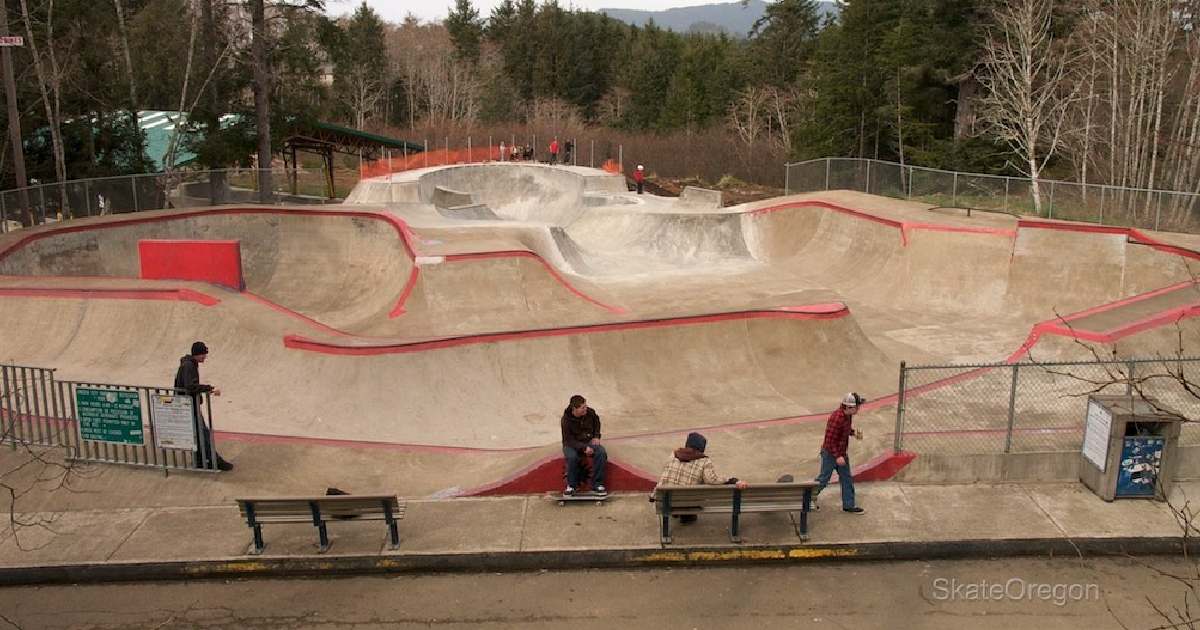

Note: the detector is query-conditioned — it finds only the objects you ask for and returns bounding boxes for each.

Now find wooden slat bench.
[235,495,405,554]
[652,482,819,544]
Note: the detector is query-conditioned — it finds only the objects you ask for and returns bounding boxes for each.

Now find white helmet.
[842,392,864,408]
[637,164,644,171]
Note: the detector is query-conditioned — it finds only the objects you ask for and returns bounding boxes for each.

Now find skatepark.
[2,161,1200,498]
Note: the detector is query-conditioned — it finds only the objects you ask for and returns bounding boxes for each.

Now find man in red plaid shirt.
[814,393,866,513]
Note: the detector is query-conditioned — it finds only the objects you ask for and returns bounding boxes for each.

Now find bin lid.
[1088,395,1185,422]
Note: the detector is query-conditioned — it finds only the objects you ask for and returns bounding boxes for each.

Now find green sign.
[76,388,144,445]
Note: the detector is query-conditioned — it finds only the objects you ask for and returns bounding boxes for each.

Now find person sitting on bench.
[561,394,607,495]
[655,432,747,523]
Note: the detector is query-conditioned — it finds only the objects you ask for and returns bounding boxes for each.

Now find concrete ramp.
[418,165,588,224]
[436,204,502,221]
[431,185,476,209]
[678,186,722,209]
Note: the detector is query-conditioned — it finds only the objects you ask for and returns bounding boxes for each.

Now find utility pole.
[0,8,29,225]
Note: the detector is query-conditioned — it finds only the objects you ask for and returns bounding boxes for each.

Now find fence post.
[0,190,6,231]
[784,164,790,196]
[130,177,139,213]
[468,136,472,163]
[1154,191,1163,232]
[1005,364,1019,453]
[894,361,907,454]
[590,140,595,168]
[824,158,831,190]
[1048,180,1056,219]
[83,180,91,216]
[1099,185,1106,225]
[618,144,623,173]
[1126,361,1136,398]
[906,166,913,199]
[865,160,871,195]
[952,172,959,208]
[38,186,46,224]
[1004,177,1010,213]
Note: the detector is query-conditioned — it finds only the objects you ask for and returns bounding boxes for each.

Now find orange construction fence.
[359,144,625,179]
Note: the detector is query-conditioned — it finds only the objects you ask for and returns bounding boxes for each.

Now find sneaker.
[564,486,576,496]
[843,506,864,514]
[593,485,607,495]
[217,459,234,472]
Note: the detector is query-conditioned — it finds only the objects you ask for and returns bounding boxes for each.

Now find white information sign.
[1082,399,1113,471]
[150,394,196,450]
[0,37,24,47]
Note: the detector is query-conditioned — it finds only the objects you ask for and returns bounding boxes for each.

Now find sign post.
[76,388,144,445]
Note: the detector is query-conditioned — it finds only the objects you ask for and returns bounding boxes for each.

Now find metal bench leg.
[251,524,265,555]
[660,492,672,545]
[382,500,401,550]
[316,521,330,553]
[730,489,743,543]
[309,501,330,553]
[799,488,811,541]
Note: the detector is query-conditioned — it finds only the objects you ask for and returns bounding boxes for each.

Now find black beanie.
[685,432,707,452]
[191,341,209,356]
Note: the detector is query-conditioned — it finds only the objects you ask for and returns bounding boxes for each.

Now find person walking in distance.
[174,341,233,471]
[561,394,607,495]
[634,164,645,194]
[814,392,866,513]
[549,137,560,165]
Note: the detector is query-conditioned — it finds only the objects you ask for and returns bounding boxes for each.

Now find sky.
[326,0,717,25]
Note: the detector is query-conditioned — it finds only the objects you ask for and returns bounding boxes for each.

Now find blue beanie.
[685,432,707,452]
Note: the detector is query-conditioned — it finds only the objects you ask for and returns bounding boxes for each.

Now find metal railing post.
[38,186,46,224]
[865,160,871,194]
[894,361,907,453]
[130,177,139,213]
[784,163,790,196]
[1048,180,1056,219]
[1155,191,1163,232]
[824,158,831,190]
[1099,185,1106,225]
[1004,177,1010,213]
[952,172,959,208]
[1126,361,1136,398]
[1005,364,1019,453]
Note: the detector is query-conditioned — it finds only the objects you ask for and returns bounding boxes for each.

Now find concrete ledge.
[2,536,1196,586]
[895,452,1080,483]
[679,186,722,209]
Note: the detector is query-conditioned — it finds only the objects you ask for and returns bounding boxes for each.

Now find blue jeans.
[814,449,855,509]
[563,445,607,488]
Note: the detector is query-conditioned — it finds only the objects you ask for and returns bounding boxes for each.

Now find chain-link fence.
[0,167,331,234]
[784,158,1200,234]
[894,357,1200,455]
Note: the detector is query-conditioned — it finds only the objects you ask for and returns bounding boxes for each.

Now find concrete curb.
[2,537,1197,586]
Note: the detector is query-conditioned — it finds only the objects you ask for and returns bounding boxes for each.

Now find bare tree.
[977,0,1081,214]
[17,0,68,200]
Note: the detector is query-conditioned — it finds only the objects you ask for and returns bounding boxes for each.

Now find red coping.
[138,239,245,291]
[282,303,850,356]
[0,286,219,306]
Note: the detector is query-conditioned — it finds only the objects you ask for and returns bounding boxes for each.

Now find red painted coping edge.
[440,250,626,314]
[282,303,850,356]
[0,286,219,306]
[748,200,1018,246]
[0,207,421,319]
[138,239,245,291]
[1018,218,1200,261]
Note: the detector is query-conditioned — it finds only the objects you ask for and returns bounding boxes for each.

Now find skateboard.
[548,491,610,506]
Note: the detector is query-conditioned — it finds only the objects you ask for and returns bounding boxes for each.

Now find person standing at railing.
[634,165,645,194]
[174,341,233,471]
[549,137,559,165]
[812,392,865,513]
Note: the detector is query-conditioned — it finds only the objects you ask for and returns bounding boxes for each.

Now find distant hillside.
[599,0,838,38]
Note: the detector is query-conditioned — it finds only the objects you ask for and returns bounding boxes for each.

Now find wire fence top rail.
[902,356,1200,371]
[784,157,1200,199]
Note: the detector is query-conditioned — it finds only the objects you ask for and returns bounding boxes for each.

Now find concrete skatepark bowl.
[2,162,1199,496]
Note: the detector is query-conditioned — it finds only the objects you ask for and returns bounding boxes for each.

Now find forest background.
[2,0,1198,196]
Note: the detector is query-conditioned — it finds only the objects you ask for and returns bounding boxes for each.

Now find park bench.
[235,494,405,555]
[651,482,819,545]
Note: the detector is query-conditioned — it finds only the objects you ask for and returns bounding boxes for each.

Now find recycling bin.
[1079,395,1182,501]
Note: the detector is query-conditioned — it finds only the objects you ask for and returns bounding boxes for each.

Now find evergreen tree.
[445,0,484,64]
[747,0,822,87]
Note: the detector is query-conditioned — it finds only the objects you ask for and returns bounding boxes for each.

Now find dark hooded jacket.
[561,406,601,451]
[174,355,213,398]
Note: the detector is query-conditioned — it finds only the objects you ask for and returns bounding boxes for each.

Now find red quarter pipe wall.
[138,239,245,290]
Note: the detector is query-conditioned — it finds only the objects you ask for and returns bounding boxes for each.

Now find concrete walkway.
[1,480,1195,583]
